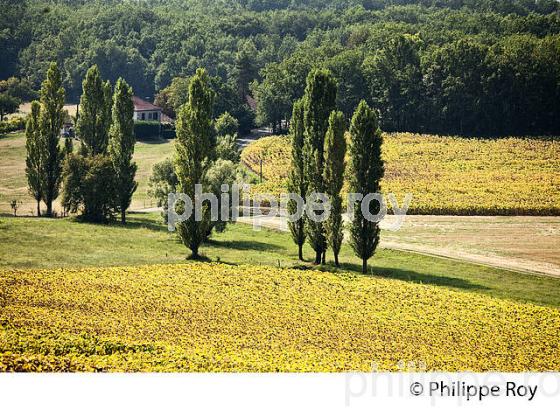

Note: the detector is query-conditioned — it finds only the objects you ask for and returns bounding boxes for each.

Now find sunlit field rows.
[1,263,559,372]
[241,133,560,215]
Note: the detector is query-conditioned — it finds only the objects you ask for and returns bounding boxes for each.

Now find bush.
[215,112,238,137]
[133,121,161,140]
[161,122,176,139]
[147,158,178,222]
[216,134,240,163]
[0,117,26,135]
[62,154,117,222]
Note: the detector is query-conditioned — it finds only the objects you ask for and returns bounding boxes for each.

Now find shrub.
[62,154,117,222]
[0,117,26,135]
[133,121,161,140]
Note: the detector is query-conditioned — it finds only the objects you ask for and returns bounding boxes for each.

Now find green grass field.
[1,213,559,308]
[0,132,174,214]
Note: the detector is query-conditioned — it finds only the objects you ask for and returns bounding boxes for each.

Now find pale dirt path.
[234,213,560,278]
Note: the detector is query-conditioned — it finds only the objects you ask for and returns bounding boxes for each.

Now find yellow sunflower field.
[1,263,559,372]
[241,133,560,215]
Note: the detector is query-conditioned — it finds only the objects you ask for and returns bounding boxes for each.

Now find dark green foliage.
[3,1,560,136]
[62,154,117,223]
[108,78,137,224]
[175,68,216,259]
[363,34,423,131]
[76,65,112,156]
[303,69,337,265]
[133,121,161,140]
[64,137,73,156]
[25,101,42,217]
[287,99,306,261]
[349,100,384,275]
[0,93,20,121]
[251,63,292,133]
[38,62,65,217]
[323,110,346,267]
[0,77,37,101]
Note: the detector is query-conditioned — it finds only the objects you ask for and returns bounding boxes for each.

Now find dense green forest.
[1,0,559,135]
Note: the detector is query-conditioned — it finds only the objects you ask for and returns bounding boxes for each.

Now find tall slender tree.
[76,65,112,155]
[302,69,337,264]
[323,110,346,267]
[349,100,384,274]
[108,78,137,224]
[287,99,306,261]
[39,62,65,217]
[175,68,215,259]
[25,100,42,216]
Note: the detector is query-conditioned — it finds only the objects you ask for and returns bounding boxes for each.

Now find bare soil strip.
[236,214,560,278]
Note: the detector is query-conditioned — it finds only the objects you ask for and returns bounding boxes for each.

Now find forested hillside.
[1,0,559,135]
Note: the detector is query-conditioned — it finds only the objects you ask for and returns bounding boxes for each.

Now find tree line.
[2,0,559,136]
[288,69,384,274]
[25,63,137,222]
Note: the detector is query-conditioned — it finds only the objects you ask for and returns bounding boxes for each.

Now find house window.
[141,113,145,120]
[154,112,158,121]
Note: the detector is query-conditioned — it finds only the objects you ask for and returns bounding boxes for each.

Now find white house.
[133,96,162,122]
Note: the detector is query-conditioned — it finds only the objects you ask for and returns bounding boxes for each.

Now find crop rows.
[1,263,559,371]
[240,133,560,215]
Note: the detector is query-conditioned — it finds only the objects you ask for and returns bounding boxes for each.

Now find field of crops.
[241,133,560,215]
[1,262,559,372]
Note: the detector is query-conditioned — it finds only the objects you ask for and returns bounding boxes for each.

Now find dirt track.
[236,214,560,277]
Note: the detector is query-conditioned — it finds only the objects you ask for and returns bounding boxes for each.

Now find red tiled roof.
[133,96,162,112]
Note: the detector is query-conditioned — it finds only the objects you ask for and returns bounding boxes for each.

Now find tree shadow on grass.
[138,138,169,145]
[338,261,489,291]
[205,238,284,252]
[66,214,168,233]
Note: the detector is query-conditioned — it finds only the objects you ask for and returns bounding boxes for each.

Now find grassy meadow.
[0,132,174,214]
[1,213,560,307]
[241,133,560,215]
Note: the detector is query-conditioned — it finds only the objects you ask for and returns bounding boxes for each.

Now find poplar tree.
[349,100,384,274]
[302,69,337,264]
[175,68,215,259]
[25,101,42,216]
[323,110,346,267]
[287,99,306,261]
[76,65,112,155]
[108,78,137,224]
[39,62,65,217]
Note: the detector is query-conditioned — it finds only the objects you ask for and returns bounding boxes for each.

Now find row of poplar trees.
[287,69,384,274]
[25,63,137,223]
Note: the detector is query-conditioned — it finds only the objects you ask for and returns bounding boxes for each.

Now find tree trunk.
[121,208,126,224]
[314,250,321,265]
[298,244,303,261]
[36,200,41,217]
[334,252,339,267]
[46,200,53,217]
[321,251,326,265]
[190,245,200,260]
[362,258,367,275]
